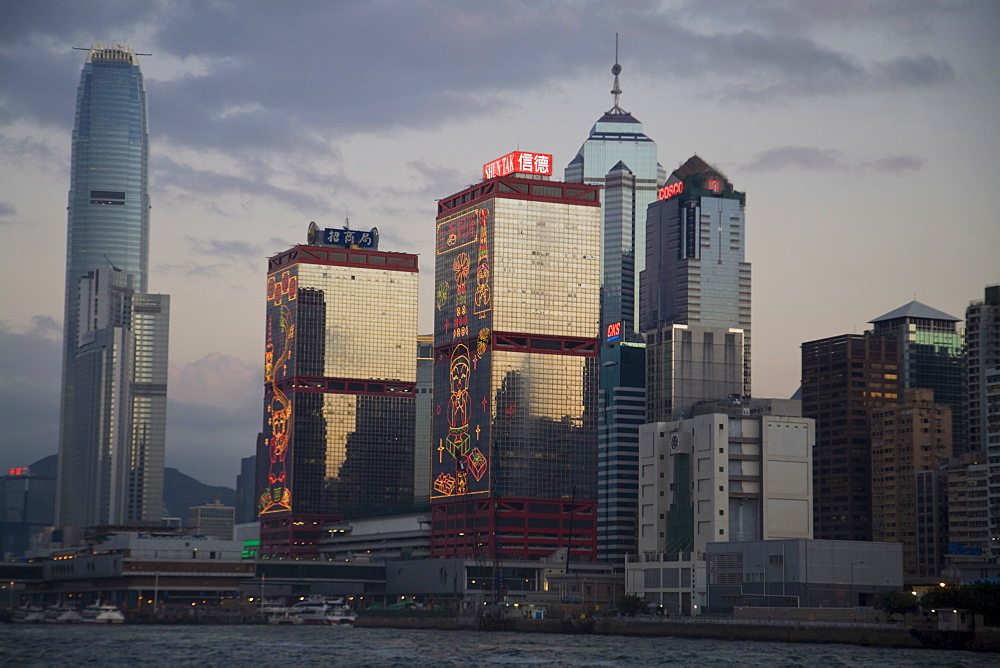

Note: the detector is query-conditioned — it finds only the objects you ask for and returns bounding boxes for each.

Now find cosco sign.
[657,182,684,200]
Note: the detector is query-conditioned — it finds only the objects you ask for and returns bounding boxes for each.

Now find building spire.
[609,33,626,114]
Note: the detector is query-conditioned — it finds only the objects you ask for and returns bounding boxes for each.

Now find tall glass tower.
[57,43,168,528]
[565,56,665,333]
[565,49,664,566]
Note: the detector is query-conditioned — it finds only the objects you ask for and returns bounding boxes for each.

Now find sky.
[1,0,997,488]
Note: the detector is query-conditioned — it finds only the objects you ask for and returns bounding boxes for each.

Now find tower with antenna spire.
[57,42,170,530]
[565,36,665,566]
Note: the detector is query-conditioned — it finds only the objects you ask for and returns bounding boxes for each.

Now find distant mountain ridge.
[22,454,236,520]
[162,467,237,518]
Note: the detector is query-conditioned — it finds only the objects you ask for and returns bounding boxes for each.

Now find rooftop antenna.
[610,33,625,114]
[72,46,152,56]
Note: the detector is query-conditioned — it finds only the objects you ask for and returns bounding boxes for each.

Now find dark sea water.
[1,625,995,667]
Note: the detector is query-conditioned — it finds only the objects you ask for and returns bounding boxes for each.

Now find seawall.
[354,615,994,651]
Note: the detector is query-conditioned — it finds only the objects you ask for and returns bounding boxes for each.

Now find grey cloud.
[744,146,846,172]
[155,259,231,279]
[864,155,924,174]
[0,1,964,158]
[166,353,262,486]
[153,155,328,213]
[874,54,955,88]
[0,201,18,225]
[186,237,260,259]
[0,317,62,474]
[167,399,261,487]
[745,146,924,175]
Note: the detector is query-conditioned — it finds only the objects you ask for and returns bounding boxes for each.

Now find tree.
[618,594,648,617]
[874,590,919,620]
[921,581,1000,625]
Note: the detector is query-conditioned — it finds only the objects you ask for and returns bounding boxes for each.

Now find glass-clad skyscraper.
[565,60,664,332]
[642,155,751,421]
[57,43,168,528]
[260,224,418,558]
[430,166,602,563]
[566,55,664,566]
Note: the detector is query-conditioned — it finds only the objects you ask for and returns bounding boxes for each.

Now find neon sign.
[706,178,722,193]
[319,227,376,249]
[657,181,684,200]
[606,322,622,341]
[482,151,553,180]
[8,467,29,477]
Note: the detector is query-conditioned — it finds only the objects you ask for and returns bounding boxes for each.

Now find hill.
[21,455,236,520]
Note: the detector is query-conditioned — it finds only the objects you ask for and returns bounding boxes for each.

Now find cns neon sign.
[657,182,684,200]
[483,151,553,180]
[606,322,622,341]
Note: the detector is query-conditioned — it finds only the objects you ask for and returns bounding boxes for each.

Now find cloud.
[864,155,924,174]
[874,54,955,88]
[0,317,63,473]
[744,146,845,172]
[743,146,924,175]
[0,201,16,219]
[0,0,964,188]
[166,353,262,486]
[153,155,329,213]
[186,237,260,259]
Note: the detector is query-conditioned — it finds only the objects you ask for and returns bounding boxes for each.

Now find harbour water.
[1,625,995,666]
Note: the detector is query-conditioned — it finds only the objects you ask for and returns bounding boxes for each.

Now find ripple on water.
[1,625,997,667]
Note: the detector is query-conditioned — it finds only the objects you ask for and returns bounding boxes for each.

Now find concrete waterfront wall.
[355,615,925,649]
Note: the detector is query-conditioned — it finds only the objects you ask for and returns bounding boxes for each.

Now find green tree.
[921,581,1000,625]
[618,594,648,616]
[874,590,919,620]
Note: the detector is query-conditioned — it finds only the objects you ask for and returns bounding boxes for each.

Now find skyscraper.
[565,51,663,566]
[57,43,169,528]
[642,155,751,420]
[260,223,418,558]
[431,152,602,562]
[965,285,1000,557]
[801,333,901,541]
[871,388,952,576]
[565,55,664,332]
[870,301,966,454]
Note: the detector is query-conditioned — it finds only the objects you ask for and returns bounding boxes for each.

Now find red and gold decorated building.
[260,225,418,558]
[431,154,602,562]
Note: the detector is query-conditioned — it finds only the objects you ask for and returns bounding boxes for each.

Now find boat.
[290,598,356,625]
[44,604,83,624]
[81,602,125,624]
[13,605,45,624]
[265,608,304,625]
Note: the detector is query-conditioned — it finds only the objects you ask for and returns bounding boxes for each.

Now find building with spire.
[565,41,665,333]
[565,41,664,566]
[57,43,169,529]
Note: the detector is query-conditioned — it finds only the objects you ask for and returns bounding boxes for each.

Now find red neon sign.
[482,151,553,180]
[657,181,684,200]
[8,467,29,477]
[706,178,722,193]
[606,322,622,341]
